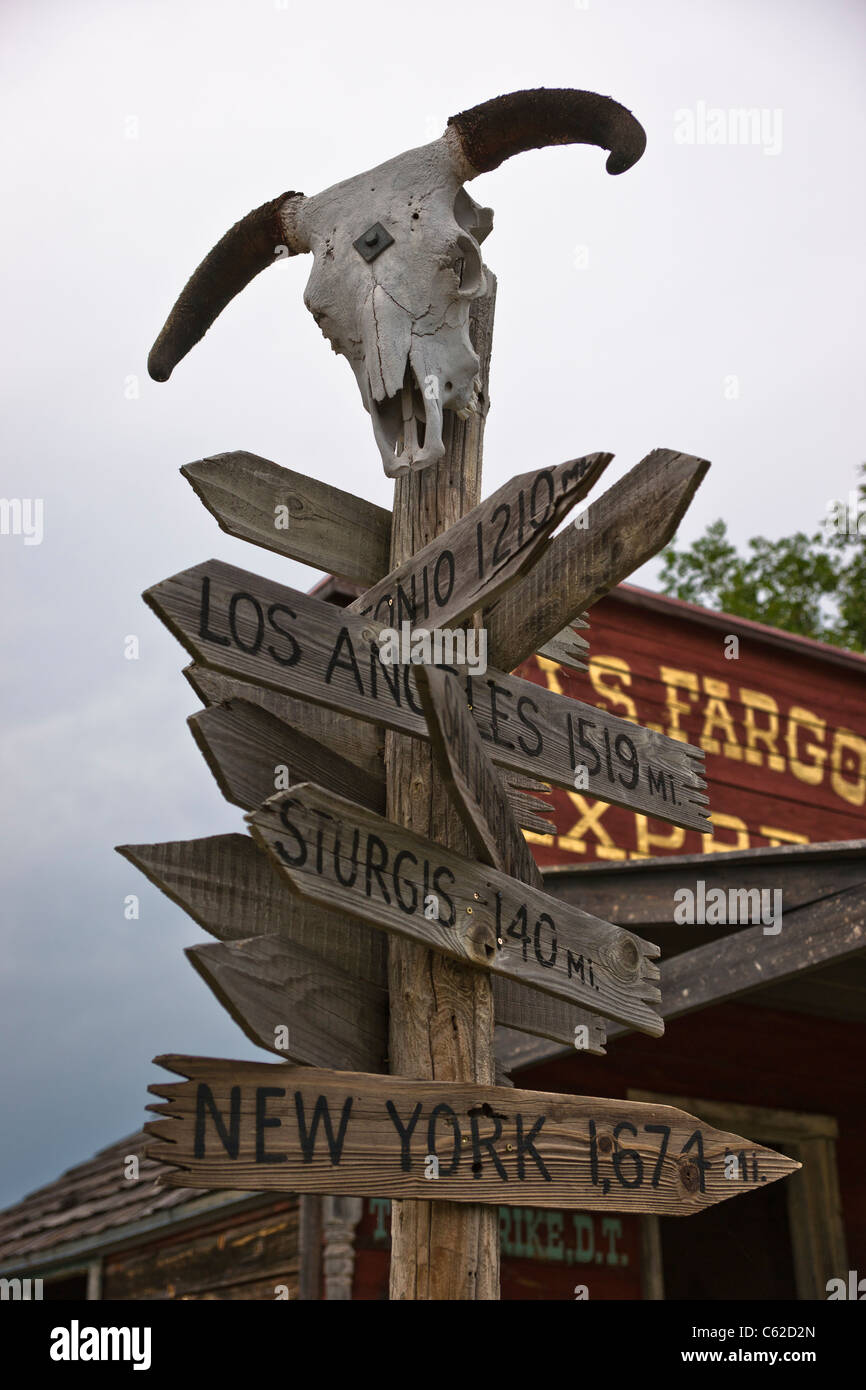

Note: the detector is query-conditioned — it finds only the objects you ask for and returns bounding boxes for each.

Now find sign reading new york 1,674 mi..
[144,560,710,833]
[145,1056,800,1214]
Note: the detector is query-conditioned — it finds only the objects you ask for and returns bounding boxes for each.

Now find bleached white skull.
[149,89,645,477]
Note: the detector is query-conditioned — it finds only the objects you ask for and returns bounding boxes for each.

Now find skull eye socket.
[451,233,483,297]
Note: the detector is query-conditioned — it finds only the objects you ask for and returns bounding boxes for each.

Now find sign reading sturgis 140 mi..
[247,783,663,1034]
[145,1056,800,1214]
[143,559,710,833]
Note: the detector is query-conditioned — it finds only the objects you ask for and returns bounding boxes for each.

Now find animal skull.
[148,89,645,477]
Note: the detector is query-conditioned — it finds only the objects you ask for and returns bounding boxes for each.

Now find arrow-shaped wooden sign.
[247,783,663,1033]
[145,560,709,832]
[189,698,386,816]
[188,695,553,833]
[487,448,710,672]
[145,1055,800,1213]
[347,453,610,629]
[117,832,606,1055]
[184,663,384,785]
[186,934,389,1073]
[181,451,392,586]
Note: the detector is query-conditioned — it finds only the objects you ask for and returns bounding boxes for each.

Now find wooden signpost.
[145,1055,799,1213]
[127,143,796,1297]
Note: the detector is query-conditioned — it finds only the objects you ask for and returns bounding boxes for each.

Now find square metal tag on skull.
[353,222,394,262]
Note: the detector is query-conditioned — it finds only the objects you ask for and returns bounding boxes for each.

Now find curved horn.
[446,88,646,178]
[148,192,308,382]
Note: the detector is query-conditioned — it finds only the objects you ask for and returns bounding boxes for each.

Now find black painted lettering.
[433,550,455,607]
[333,827,360,887]
[294,1093,353,1165]
[275,800,307,866]
[427,1104,461,1175]
[515,1114,551,1181]
[647,766,668,800]
[325,628,365,696]
[432,866,455,925]
[392,849,419,913]
[516,696,542,757]
[229,592,265,654]
[488,682,515,749]
[364,834,391,904]
[194,1083,240,1159]
[470,1113,507,1180]
[385,1100,422,1171]
[198,577,230,647]
[255,1087,287,1163]
[266,603,301,666]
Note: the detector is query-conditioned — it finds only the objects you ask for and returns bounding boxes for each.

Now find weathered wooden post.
[385,285,498,1299]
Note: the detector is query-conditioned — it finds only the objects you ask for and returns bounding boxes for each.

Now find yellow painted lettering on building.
[786,706,827,785]
[658,667,700,743]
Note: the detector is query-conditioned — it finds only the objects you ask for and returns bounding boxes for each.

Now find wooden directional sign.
[117,832,606,1055]
[189,694,551,833]
[537,618,589,674]
[145,560,710,832]
[181,451,391,586]
[486,448,710,672]
[146,1056,800,1213]
[414,663,544,890]
[184,663,384,785]
[348,454,610,628]
[247,783,663,1033]
[189,698,386,816]
[187,934,389,1073]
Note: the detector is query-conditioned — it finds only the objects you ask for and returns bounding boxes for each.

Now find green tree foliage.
[659,468,866,653]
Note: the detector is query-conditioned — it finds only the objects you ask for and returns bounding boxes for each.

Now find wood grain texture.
[145,1055,800,1213]
[187,683,557,835]
[144,558,709,831]
[348,454,610,629]
[486,448,710,672]
[189,698,385,815]
[181,451,391,585]
[247,782,663,1033]
[115,831,603,1053]
[184,663,383,785]
[383,282,497,1300]
[537,618,590,674]
[187,934,388,1073]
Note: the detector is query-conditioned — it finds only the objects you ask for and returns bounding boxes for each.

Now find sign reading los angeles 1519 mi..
[145,1056,799,1214]
[144,560,710,833]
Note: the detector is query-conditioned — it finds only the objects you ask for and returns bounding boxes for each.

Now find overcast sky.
[1,0,864,1209]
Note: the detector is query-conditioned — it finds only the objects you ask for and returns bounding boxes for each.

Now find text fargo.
[579,656,866,809]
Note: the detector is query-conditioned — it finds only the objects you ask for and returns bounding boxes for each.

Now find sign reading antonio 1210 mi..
[144,559,710,833]
[145,1056,800,1215]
